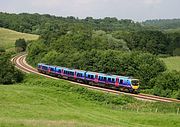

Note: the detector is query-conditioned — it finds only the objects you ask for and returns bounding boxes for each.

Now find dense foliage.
[125,30,172,55]
[0,52,24,84]
[143,19,180,29]
[149,71,180,99]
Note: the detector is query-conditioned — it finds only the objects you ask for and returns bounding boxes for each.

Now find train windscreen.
[131,79,139,86]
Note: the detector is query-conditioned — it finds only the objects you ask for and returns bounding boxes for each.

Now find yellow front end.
[132,85,139,90]
[131,79,140,91]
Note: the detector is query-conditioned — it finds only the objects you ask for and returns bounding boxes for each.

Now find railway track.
[12,53,180,103]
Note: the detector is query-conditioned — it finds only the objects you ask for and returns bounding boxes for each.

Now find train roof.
[86,71,130,79]
[38,63,135,79]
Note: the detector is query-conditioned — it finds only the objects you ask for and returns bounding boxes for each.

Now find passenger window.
[104,77,107,81]
[50,68,54,71]
[91,75,94,79]
[120,79,123,84]
[108,78,111,82]
[88,75,90,78]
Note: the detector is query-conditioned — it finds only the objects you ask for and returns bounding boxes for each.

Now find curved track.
[12,53,180,103]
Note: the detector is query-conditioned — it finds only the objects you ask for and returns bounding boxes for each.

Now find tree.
[15,38,27,52]
[0,53,24,84]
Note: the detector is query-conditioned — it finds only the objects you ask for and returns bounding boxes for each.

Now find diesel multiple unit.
[38,63,140,93]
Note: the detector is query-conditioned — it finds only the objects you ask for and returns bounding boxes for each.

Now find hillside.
[0,27,39,50]
[0,74,180,127]
[161,56,180,72]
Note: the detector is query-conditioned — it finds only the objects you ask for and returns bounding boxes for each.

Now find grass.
[161,56,180,72]
[0,27,39,51]
[165,28,180,33]
[0,74,180,127]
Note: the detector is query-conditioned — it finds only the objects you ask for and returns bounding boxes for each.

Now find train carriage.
[38,63,140,93]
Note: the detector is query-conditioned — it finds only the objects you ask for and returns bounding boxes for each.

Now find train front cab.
[131,79,140,93]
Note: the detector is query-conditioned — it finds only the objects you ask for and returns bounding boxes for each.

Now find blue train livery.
[37,63,139,93]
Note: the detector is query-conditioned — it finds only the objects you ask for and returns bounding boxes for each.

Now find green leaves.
[149,71,180,99]
[15,38,27,52]
[0,53,24,84]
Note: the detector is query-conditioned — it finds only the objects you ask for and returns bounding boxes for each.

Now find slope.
[0,27,39,50]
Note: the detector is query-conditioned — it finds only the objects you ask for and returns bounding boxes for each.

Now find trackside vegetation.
[0,74,180,127]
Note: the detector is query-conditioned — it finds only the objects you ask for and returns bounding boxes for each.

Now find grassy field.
[161,56,180,72]
[0,27,39,50]
[0,74,180,127]
[165,28,180,33]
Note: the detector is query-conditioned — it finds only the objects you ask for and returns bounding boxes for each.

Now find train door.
[115,77,119,87]
[95,74,98,83]
[74,71,77,80]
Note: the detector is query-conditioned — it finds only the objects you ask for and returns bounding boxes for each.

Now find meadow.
[0,74,180,127]
[0,27,39,50]
[161,56,180,72]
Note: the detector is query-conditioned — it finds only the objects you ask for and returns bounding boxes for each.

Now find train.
[37,63,140,93]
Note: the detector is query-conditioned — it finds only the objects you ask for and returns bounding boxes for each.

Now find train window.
[98,76,102,81]
[108,78,111,82]
[91,75,94,79]
[42,66,48,70]
[70,72,73,75]
[88,75,90,78]
[120,79,123,84]
[112,78,115,83]
[50,68,54,71]
[78,73,83,77]
[58,70,61,73]
[104,77,107,81]
[65,71,67,74]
